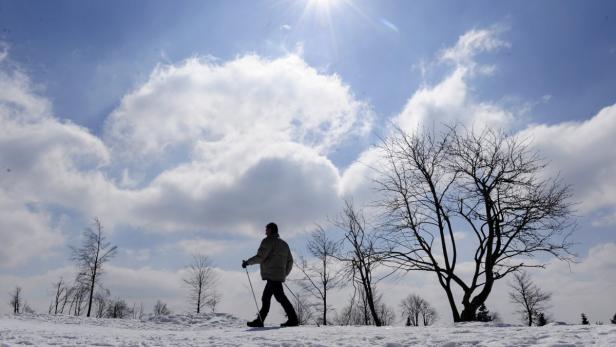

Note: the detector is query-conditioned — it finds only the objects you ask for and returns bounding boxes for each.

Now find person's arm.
[285,249,293,277]
[246,239,272,265]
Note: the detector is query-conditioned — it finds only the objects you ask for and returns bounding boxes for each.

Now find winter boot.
[247,316,264,328]
[280,317,299,327]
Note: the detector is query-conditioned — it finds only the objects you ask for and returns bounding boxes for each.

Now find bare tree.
[421,303,438,326]
[509,271,552,326]
[183,255,219,314]
[290,291,315,325]
[205,291,222,313]
[377,126,573,321]
[70,217,117,317]
[105,298,131,319]
[295,226,344,325]
[153,300,171,316]
[400,293,437,326]
[335,200,384,326]
[334,287,392,326]
[9,286,22,314]
[49,277,68,315]
[400,294,422,326]
[93,288,111,318]
[376,296,396,326]
[69,280,89,316]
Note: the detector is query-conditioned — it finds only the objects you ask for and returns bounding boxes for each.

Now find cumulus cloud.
[1,49,373,261]
[0,55,106,267]
[518,103,616,224]
[341,27,514,202]
[105,54,372,161]
[100,54,372,234]
[0,195,63,267]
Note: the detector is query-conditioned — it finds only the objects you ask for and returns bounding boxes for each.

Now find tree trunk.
[460,303,478,321]
[365,287,382,326]
[87,270,96,317]
[323,292,327,325]
[528,312,533,326]
[197,282,202,313]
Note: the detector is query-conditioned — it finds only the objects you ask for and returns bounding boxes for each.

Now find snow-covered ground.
[1,313,615,346]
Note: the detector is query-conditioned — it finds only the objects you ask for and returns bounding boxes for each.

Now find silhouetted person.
[242,222,298,327]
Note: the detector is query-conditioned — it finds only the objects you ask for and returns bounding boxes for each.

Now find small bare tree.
[377,126,573,321]
[9,286,22,314]
[509,271,552,326]
[295,226,344,325]
[105,298,131,319]
[183,255,219,314]
[421,303,438,326]
[49,277,68,315]
[205,291,222,313]
[376,296,396,326]
[71,217,117,317]
[290,291,315,325]
[93,288,111,318]
[153,300,171,316]
[400,293,437,326]
[335,200,384,326]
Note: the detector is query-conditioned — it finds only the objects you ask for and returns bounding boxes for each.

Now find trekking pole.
[245,267,264,324]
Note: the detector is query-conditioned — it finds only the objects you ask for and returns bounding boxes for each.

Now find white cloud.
[177,239,234,256]
[439,27,510,66]
[518,103,616,224]
[0,195,64,268]
[104,54,372,161]
[342,27,514,203]
[1,50,375,241]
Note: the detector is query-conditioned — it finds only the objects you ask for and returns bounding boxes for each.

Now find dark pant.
[259,280,297,322]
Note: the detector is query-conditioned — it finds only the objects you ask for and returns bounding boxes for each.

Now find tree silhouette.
[509,271,551,326]
[335,200,384,326]
[183,255,219,314]
[70,218,117,317]
[377,126,573,321]
[581,313,589,325]
[295,226,344,325]
[9,286,22,314]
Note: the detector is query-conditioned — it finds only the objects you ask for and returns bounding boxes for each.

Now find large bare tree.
[335,200,385,326]
[183,255,219,314]
[70,217,118,317]
[377,126,573,321]
[509,271,551,326]
[295,226,344,325]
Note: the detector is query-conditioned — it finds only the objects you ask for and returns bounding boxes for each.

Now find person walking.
[242,222,298,327]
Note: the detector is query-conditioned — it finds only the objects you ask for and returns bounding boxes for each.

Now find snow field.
[1,313,615,346]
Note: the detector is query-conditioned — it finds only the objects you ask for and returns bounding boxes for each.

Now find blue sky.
[1,0,615,323]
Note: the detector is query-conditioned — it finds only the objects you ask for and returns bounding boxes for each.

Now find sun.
[304,0,341,16]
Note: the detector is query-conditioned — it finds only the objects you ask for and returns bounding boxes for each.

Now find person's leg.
[271,281,298,323]
[258,280,274,322]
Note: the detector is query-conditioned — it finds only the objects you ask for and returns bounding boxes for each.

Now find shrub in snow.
[153,300,171,316]
[476,304,493,322]
[536,312,547,326]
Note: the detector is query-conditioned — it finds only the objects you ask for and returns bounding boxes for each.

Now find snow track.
[1,314,615,346]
